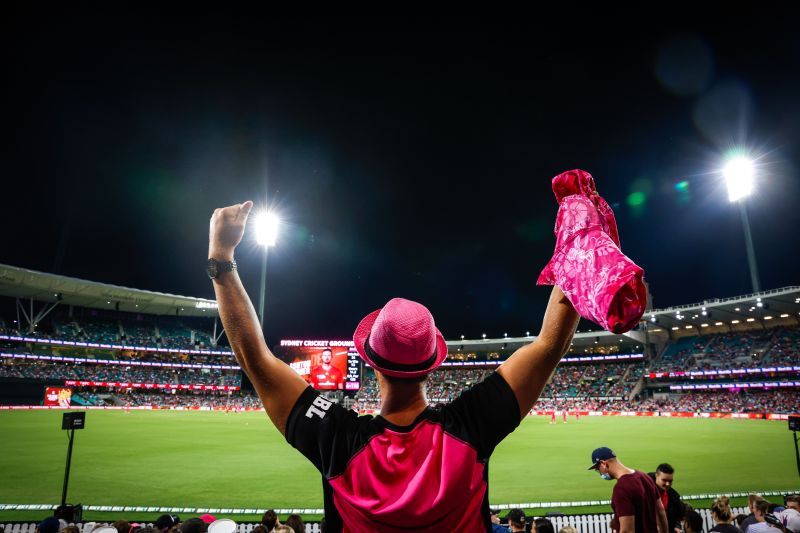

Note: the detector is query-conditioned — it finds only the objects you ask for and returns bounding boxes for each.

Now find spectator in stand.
[786,496,800,512]
[559,527,578,533]
[272,527,293,533]
[283,515,303,533]
[749,500,780,533]
[535,517,556,533]
[260,510,278,532]
[588,447,668,533]
[506,509,527,533]
[61,526,80,533]
[710,497,742,533]
[742,495,769,533]
[177,519,207,533]
[489,509,506,533]
[250,527,268,533]
[112,521,130,533]
[684,510,704,533]
[776,506,800,533]
[155,515,180,533]
[36,518,61,533]
[649,463,684,533]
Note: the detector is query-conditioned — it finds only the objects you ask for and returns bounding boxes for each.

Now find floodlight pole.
[258,246,268,330]
[738,201,761,293]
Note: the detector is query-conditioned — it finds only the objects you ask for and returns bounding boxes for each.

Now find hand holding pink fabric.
[537,169,647,334]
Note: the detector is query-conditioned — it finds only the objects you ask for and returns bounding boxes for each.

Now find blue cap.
[588,447,616,470]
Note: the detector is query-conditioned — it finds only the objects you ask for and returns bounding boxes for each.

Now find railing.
[0,507,754,533]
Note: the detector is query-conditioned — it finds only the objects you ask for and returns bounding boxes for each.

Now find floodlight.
[723,156,754,202]
[254,212,280,247]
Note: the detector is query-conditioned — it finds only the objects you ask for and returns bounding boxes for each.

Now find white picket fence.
[0,508,750,533]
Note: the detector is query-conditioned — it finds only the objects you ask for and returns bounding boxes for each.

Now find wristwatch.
[207,258,237,279]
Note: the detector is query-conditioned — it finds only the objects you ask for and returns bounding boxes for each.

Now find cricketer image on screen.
[274,340,361,391]
[45,387,72,407]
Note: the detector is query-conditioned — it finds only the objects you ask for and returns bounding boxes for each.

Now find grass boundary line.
[2,489,797,515]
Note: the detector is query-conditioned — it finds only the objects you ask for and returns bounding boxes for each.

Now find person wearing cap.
[36,517,61,533]
[506,509,527,532]
[588,447,668,533]
[489,509,506,533]
[208,201,580,532]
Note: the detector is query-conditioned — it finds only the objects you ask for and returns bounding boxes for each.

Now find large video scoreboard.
[273,339,361,391]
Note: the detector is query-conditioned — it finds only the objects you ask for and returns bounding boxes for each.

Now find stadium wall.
[0,405,792,420]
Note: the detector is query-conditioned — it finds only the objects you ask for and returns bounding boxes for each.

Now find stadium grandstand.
[1,264,798,417]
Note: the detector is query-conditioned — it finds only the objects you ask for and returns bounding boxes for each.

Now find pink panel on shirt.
[329,419,486,532]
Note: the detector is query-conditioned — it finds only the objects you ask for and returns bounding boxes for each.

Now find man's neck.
[611,462,636,480]
[379,382,428,426]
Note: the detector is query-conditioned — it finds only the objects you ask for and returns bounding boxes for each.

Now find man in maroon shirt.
[589,447,669,533]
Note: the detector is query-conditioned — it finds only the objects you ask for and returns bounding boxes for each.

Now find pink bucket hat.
[353,298,448,378]
[538,169,647,334]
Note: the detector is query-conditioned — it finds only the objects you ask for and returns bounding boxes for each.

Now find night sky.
[4,11,799,342]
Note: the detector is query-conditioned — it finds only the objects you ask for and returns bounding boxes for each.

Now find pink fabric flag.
[538,169,647,334]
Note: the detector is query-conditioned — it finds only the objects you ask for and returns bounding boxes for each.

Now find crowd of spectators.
[27,491,800,533]
[637,390,800,414]
[3,316,225,353]
[0,360,241,386]
[653,327,799,373]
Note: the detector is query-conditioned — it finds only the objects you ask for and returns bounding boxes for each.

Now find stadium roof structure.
[0,263,219,318]
[446,286,800,351]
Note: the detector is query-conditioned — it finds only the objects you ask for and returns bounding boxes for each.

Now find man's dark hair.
[177,519,207,533]
[535,517,556,533]
[657,463,675,475]
[261,510,278,530]
[322,348,332,355]
[754,500,771,515]
[685,510,703,533]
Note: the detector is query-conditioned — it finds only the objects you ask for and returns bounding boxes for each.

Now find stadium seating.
[0,360,241,386]
[2,310,798,413]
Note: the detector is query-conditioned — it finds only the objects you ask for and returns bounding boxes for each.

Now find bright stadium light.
[254,209,281,329]
[721,151,761,292]
[254,212,280,247]
[723,156,755,202]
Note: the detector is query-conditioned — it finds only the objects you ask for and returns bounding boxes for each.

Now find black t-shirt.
[284,371,521,532]
[711,524,743,533]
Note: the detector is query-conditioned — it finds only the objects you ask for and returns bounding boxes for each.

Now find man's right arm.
[497,286,580,419]
[209,202,309,435]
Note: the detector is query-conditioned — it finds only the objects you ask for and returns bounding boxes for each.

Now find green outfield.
[0,410,797,521]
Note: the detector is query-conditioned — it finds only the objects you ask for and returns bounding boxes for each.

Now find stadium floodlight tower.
[254,211,280,329]
[722,153,760,293]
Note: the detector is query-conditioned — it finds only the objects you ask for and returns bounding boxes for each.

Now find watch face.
[207,259,219,278]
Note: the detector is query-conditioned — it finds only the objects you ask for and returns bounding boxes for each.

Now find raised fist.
[209,201,253,260]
